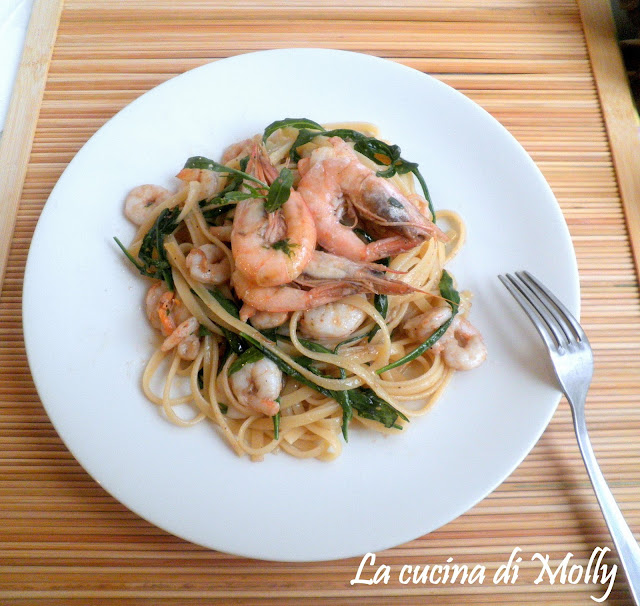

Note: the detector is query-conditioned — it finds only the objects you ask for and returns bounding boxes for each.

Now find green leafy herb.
[262,118,324,142]
[272,410,281,439]
[198,324,212,338]
[208,287,241,319]
[219,402,228,415]
[264,167,294,212]
[368,294,388,342]
[270,238,298,257]
[228,347,264,375]
[184,155,266,188]
[376,270,460,374]
[205,288,248,356]
[200,204,236,223]
[114,206,181,289]
[348,387,408,429]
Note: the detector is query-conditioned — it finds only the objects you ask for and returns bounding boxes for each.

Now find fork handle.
[570,400,640,604]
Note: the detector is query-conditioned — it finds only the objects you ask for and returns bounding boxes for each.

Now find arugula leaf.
[264,167,294,212]
[262,118,324,142]
[208,287,241,319]
[368,294,388,342]
[270,238,298,257]
[272,410,281,438]
[348,387,408,429]
[204,288,248,356]
[183,155,266,188]
[114,206,181,289]
[376,269,460,374]
[228,347,264,375]
[289,129,325,162]
[200,203,236,224]
[438,268,460,314]
[198,324,212,338]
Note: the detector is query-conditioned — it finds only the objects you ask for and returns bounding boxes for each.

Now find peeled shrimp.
[233,251,417,315]
[145,281,201,360]
[297,136,446,262]
[156,290,192,337]
[221,137,255,165]
[125,184,171,226]
[145,281,170,331]
[231,146,316,287]
[145,281,190,336]
[161,316,200,357]
[175,167,219,199]
[248,310,291,330]
[186,244,231,285]
[229,357,282,416]
[404,306,486,371]
[300,301,366,340]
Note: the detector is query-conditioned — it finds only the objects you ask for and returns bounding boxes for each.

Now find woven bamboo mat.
[1,0,640,603]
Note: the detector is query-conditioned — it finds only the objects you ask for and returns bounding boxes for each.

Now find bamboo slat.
[0,0,64,289]
[1,0,639,604]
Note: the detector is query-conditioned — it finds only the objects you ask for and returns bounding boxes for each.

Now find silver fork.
[499,270,640,603]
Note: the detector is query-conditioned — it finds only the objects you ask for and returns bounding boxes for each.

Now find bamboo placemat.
[1,0,639,604]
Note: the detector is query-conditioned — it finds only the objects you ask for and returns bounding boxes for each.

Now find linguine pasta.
[115,120,485,462]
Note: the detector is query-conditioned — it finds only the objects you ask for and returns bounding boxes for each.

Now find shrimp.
[233,251,417,315]
[145,281,201,360]
[176,334,201,361]
[248,310,291,330]
[296,136,446,262]
[297,250,417,296]
[221,137,255,165]
[229,357,282,416]
[156,291,192,337]
[124,184,171,226]
[145,281,190,335]
[175,168,219,199]
[186,244,231,285]
[145,280,170,331]
[161,316,200,356]
[300,301,366,340]
[234,270,360,317]
[403,306,486,371]
[230,145,317,287]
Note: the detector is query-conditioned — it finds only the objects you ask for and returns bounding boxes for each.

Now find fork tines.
[498,271,587,352]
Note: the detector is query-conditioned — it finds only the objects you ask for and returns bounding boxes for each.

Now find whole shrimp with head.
[230,145,316,287]
[233,250,419,319]
[296,136,447,263]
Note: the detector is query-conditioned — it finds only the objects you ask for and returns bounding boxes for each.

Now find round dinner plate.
[22,48,579,562]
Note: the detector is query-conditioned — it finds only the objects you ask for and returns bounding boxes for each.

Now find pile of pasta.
[115,119,484,461]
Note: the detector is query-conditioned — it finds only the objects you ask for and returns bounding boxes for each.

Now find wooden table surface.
[1,0,640,604]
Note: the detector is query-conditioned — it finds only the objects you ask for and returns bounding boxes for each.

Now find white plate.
[23,49,578,562]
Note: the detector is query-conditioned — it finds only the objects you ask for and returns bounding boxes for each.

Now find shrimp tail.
[240,303,258,322]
